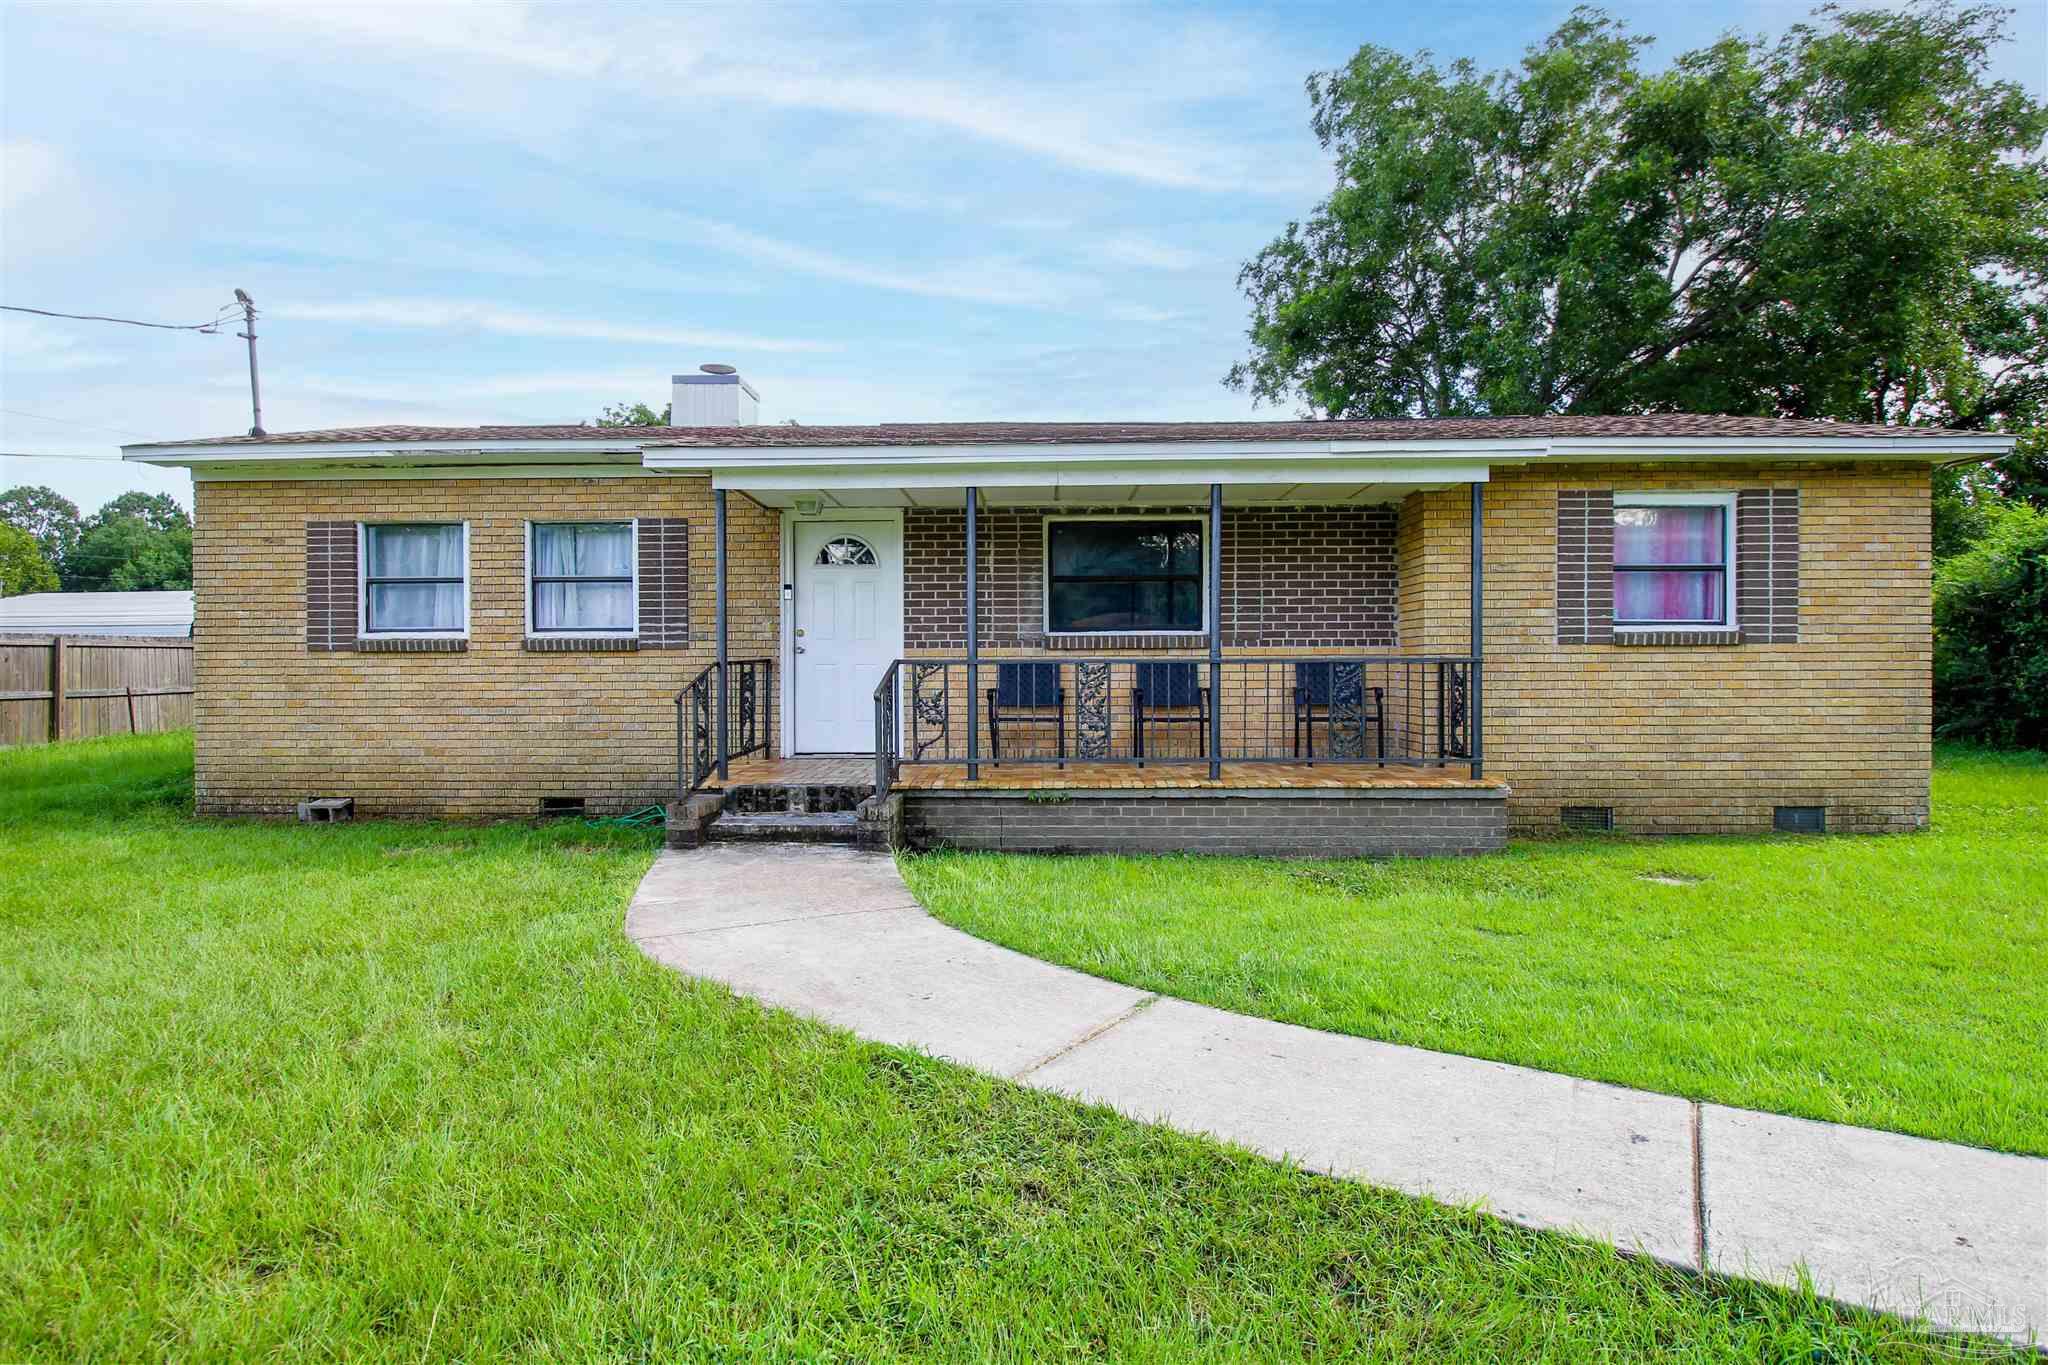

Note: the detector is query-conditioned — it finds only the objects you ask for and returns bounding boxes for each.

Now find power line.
[0,407,154,439]
[1,302,241,334]
[0,451,133,464]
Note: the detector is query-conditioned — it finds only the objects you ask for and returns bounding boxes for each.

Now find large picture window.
[1613,495,1734,626]
[530,522,636,634]
[1046,518,1203,634]
[362,523,466,635]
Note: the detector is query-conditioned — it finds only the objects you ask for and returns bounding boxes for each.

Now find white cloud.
[266,299,836,353]
[128,3,1325,196]
[591,207,1098,310]
[1092,234,1206,271]
[0,314,124,373]
[0,139,101,261]
[1102,303,1192,325]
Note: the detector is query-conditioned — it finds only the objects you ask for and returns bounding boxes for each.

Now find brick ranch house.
[123,368,2012,856]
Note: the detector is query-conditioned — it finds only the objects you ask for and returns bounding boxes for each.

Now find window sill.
[1612,629,1741,647]
[353,637,468,654]
[1045,633,1208,651]
[524,635,640,653]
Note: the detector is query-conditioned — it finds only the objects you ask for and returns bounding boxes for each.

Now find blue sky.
[3,0,2042,513]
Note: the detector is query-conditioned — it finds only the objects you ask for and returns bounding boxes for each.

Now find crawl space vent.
[1773,805,1825,834]
[1560,805,1615,832]
[538,796,587,819]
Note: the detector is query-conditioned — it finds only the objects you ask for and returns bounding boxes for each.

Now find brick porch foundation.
[876,786,1507,857]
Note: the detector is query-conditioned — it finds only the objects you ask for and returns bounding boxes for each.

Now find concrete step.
[724,782,873,815]
[708,810,864,845]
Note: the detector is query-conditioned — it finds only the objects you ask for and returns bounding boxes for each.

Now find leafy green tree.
[89,491,190,534]
[64,495,194,592]
[0,524,60,597]
[595,401,671,427]
[0,485,84,567]
[1933,500,2047,746]
[1229,3,2048,433]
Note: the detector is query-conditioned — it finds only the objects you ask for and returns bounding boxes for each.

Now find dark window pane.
[1133,579,1169,625]
[1049,581,1135,632]
[1047,519,1206,633]
[1049,520,1201,576]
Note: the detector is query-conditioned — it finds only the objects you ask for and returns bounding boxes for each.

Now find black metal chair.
[986,662,1064,766]
[1294,662,1386,765]
[1131,661,1208,766]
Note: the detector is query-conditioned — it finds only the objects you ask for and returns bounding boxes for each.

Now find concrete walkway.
[626,846,2046,1343]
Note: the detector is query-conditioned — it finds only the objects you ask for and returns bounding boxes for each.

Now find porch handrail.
[873,659,902,796]
[868,653,1479,779]
[675,657,773,798]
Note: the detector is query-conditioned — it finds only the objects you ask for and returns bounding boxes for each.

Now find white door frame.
[779,507,905,756]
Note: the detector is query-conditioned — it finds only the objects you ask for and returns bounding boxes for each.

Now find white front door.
[792,519,901,753]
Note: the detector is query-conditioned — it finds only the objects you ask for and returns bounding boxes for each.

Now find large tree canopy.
[0,524,60,598]
[0,485,83,568]
[1229,2,2048,471]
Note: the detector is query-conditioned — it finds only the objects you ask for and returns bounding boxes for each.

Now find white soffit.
[739,482,1448,509]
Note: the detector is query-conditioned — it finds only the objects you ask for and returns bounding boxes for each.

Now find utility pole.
[234,288,264,436]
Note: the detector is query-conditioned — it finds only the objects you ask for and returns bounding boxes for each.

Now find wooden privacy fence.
[0,635,195,746]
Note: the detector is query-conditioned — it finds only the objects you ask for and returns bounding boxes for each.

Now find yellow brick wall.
[191,476,781,818]
[1402,461,1932,834]
[194,461,1932,833]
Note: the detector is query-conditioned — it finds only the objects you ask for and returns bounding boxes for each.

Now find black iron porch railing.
[873,655,1478,796]
[676,657,772,797]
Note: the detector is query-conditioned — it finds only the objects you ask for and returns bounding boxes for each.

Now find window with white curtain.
[529,521,636,634]
[362,523,467,635]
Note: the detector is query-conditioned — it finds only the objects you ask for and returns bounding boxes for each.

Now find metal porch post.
[965,486,979,783]
[1208,483,1223,780]
[1469,481,1484,781]
[715,488,729,781]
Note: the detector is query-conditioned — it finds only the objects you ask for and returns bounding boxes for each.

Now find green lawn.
[905,748,2048,1158]
[0,735,2006,1359]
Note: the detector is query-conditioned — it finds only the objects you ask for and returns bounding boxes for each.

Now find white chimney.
[671,363,758,426]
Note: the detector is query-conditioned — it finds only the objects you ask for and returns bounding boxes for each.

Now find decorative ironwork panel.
[736,663,758,752]
[1326,661,1368,758]
[911,663,950,759]
[690,680,714,787]
[1074,662,1112,758]
[1440,662,1470,758]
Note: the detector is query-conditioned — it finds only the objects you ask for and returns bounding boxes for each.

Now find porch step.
[724,781,873,815]
[708,810,864,845]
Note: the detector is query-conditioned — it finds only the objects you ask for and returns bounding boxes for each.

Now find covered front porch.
[669,438,1503,852]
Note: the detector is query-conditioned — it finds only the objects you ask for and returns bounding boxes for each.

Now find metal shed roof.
[0,591,194,636]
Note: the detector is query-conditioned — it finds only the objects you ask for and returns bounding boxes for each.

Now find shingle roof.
[129,414,1966,450]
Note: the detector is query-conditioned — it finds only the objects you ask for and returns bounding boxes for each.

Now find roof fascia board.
[125,429,2013,475]
[1542,435,2012,458]
[124,439,646,465]
[711,460,1498,492]
[189,462,673,483]
[649,438,1549,469]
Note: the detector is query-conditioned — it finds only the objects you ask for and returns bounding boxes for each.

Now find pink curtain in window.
[1614,505,1724,623]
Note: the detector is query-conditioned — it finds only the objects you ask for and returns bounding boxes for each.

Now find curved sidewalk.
[626,845,2046,1342]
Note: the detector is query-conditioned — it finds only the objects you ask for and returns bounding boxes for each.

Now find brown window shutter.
[306,522,358,651]
[1736,489,1799,643]
[637,518,690,647]
[1555,490,1614,644]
